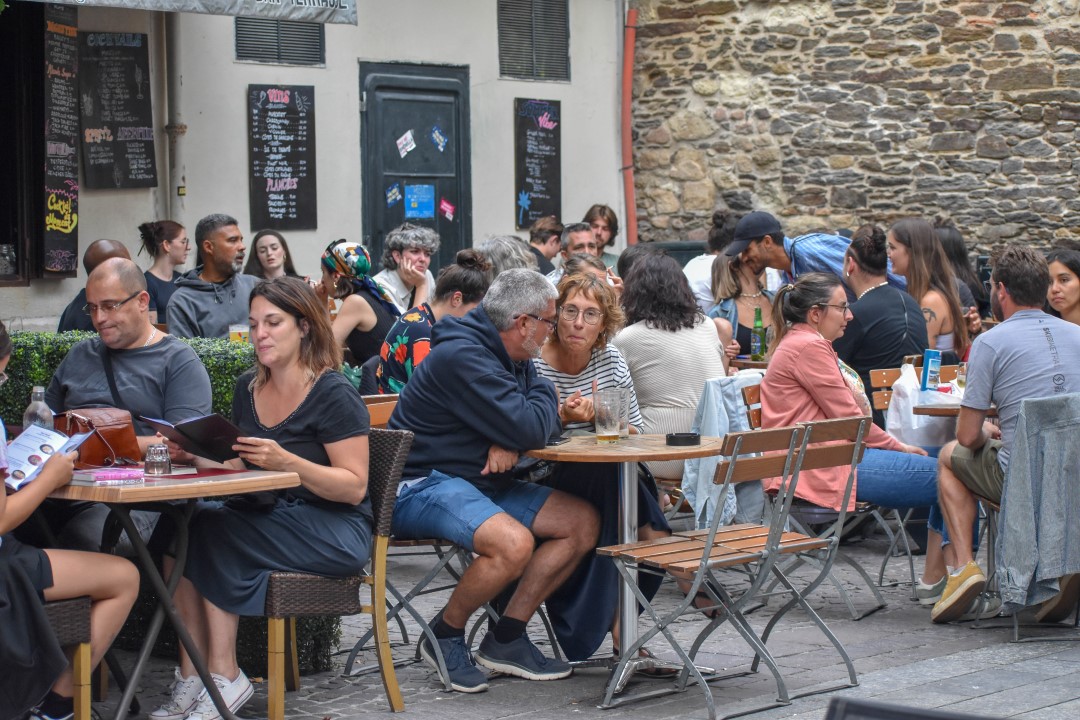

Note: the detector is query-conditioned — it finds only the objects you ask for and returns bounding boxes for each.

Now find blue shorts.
[390,470,554,552]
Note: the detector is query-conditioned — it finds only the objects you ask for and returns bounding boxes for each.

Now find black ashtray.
[666,432,700,446]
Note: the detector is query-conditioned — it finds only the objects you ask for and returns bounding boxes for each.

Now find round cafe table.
[526,434,725,690]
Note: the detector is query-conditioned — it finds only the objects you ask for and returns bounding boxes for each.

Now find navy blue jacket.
[389,304,560,487]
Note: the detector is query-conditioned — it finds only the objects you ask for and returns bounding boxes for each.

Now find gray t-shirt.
[46,335,214,436]
[963,309,1080,471]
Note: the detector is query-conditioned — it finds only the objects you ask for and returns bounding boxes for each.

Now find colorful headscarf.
[321,240,400,318]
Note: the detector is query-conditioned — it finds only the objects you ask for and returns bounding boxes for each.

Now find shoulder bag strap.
[101,347,126,410]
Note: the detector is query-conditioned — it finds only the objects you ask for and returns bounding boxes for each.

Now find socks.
[432,613,465,639]
[493,616,528,644]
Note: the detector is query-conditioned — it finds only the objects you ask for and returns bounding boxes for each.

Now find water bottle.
[750,306,767,361]
[23,386,54,430]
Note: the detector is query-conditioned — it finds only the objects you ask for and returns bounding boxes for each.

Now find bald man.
[57,239,132,332]
[43,258,213,551]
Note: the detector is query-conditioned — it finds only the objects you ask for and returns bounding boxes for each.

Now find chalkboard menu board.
[248,85,317,230]
[514,98,561,230]
[78,32,157,189]
[43,3,80,275]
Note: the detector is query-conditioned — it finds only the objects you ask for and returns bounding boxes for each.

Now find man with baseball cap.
[726,211,905,298]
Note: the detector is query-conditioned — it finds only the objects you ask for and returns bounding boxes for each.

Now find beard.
[990,286,1003,321]
[522,334,544,359]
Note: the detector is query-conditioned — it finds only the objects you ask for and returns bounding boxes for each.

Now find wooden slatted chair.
[742,384,888,618]
[44,597,93,720]
[263,427,414,718]
[598,417,870,720]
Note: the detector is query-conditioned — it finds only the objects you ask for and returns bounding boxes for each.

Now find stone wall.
[630,0,1080,250]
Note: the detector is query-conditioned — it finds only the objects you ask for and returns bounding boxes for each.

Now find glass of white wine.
[955,362,967,392]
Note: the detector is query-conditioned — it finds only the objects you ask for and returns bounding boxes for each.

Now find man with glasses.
[388,269,599,693]
[42,258,213,552]
[57,239,132,332]
[546,223,600,284]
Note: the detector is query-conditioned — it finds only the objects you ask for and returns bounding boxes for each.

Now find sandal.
[692,590,722,619]
[612,647,680,679]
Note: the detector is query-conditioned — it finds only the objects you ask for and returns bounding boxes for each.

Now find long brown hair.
[244,230,299,278]
[249,277,341,387]
[890,217,968,353]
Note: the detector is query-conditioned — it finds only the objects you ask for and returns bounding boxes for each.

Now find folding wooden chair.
[598,417,870,720]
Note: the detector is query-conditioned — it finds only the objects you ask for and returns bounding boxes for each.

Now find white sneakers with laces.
[149,667,204,720]
[186,670,253,720]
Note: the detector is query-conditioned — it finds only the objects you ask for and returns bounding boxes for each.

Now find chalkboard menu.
[43,3,80,275]
[78,32,157,189]
[514,98,561,230]
[248,85,317,230]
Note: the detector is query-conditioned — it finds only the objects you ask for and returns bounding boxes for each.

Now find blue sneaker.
[419,634,490,693]
[476,633,572,680]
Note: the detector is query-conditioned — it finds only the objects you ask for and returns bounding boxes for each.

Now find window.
[235,18,325,66]
[497,0,570,81]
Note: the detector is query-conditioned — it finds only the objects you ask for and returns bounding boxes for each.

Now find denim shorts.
[390,470,553,552]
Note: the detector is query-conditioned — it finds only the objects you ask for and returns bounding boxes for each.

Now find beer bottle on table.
[750,307,766,361]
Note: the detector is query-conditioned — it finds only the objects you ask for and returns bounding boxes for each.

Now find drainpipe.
[620,8,639,245]
[164,12,187,223]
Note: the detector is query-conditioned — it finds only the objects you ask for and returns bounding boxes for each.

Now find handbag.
[54,407,141,467]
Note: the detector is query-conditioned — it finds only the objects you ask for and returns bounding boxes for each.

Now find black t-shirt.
[231,369,372,518]
[345,288,397,364]
[145,270,181,313]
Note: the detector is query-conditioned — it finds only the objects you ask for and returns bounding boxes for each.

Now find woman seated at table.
[707,242,775,363]
[319,239,400,364]
[759,273,949,603]
[533,272,671,662]
[0,320,139,720]
[1047,248,1080,326]
[155,277,373,720]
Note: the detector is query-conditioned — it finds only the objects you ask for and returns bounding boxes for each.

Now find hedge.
[1,331,342,675]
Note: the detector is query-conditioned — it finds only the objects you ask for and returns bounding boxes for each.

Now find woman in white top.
[613,253,729,480]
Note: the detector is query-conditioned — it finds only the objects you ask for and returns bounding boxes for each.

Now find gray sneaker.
[476,633,572,681]
[916,576,947,606]
[959,594,1002,622]
[419,634,490,693]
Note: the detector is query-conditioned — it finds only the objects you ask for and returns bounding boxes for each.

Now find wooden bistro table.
[51,469,300,720]
[730,357,768,371]
[913,404,997,417]
[526,434,725,696]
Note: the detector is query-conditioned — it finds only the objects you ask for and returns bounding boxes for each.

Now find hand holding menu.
[4,425,93,491]
[139,414,242,464]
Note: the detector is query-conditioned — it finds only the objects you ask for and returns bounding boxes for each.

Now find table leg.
[617,460,639,658]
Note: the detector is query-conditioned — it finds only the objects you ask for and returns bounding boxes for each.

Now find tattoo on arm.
[922,307,938,323]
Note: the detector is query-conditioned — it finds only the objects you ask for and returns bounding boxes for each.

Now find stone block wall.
[630,0,1080,250]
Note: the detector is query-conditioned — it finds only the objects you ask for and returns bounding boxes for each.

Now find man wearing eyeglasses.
[42,257,213,552]
[56,239,132,333]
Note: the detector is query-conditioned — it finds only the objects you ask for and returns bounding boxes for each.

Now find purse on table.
[52,347,141,467]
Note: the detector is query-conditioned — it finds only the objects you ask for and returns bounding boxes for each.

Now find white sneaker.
[150,667,205,720]
[186,671,253,720]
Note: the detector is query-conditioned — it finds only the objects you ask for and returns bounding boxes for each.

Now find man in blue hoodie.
[390,268,600,693]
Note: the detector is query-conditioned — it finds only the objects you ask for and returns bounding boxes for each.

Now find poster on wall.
[78,31,158,189]
[43,3,80,275]
[247,85,317,230]
[513,98,561,230]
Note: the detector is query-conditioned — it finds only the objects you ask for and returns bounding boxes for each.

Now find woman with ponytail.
[138,220,189,322]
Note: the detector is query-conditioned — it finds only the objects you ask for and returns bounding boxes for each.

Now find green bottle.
[750,306,766,361]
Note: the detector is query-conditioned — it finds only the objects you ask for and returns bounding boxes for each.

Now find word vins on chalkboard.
[248,85,317,231]
[44,3,80,275]
[514,98,561,230]
[78,32,157,189]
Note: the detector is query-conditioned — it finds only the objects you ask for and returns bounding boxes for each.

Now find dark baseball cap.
[724,211,783,256]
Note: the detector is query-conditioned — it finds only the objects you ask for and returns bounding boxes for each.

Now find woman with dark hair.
[319,240,400,364]
[244,229,299,280]
[1047,249,1080,326]
[582,203,622,272]
[935,221,988,319]
[685,210,739,310]
[377,249,494,393]
[613,254,728,479]
[833,225,928,426]
[760,273,952,607]
[138,219,189,321]
[887,217,969,361]
[707,236,774,362]
[154,277,374,720]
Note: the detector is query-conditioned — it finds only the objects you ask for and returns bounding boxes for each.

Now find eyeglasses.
[83,290,141,316]
[820,303,852,315]
[0,371,7,388]
[517,313,558,332]
[559,305,603,325]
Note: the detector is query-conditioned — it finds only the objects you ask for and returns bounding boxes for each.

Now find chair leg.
[371,536,405,711]
[72,642,92,720]
[92,659,109,702]
[267,617,286,720]
[284,617,300,692]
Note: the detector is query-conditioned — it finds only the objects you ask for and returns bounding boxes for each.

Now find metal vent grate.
[235,17,325,66]
[497,0,570,81]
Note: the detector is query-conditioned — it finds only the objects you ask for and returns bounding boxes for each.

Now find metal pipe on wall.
[620,8,639,245]
[164,11,187,224]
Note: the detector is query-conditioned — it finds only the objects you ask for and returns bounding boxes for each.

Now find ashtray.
[666,432,700,446]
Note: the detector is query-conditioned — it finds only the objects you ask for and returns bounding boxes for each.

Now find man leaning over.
[932,245,1080,623]
[389,268,600,692]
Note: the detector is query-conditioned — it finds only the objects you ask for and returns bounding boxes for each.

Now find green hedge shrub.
[1,331,342,674]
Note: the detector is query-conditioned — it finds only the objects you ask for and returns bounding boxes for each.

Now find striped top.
[533,344,643,434]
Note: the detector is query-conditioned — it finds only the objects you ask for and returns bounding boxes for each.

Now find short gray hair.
[560,222,592,251]
[476,235,537,277]
[381,223,441,270]
[482,269,557,330]
[195,213,239,246]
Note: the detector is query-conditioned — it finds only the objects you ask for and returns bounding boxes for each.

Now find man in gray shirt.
[932,245,1080,623]
[45,257,213,550]
[167,213,258,338]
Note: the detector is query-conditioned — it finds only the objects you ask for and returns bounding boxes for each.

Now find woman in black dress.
[319,239,400,363]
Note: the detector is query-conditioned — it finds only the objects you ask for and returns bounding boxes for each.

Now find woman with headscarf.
[320,239,400,364]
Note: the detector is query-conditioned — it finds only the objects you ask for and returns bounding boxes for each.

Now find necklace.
[738,290,764,300]
[142,327,158,348]
[857,281,889,301]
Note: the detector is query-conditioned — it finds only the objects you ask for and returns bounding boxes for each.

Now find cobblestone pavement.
[99,530,1080,720]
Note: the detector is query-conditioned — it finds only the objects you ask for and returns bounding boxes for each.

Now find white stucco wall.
[2,1,624,330]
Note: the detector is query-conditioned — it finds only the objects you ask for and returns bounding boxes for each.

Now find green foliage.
[0,331,255,425]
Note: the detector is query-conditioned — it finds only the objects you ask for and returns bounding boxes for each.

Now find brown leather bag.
[54,408,141,467]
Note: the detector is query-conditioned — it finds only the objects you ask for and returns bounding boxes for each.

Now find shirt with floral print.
[376,303,436,394]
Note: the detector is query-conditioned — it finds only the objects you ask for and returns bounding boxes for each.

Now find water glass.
[144,443,172,476]
[618,387,631,438]
[594,389,622,444]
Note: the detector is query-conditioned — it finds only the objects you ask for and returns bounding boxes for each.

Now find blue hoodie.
[389,304,560,488]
